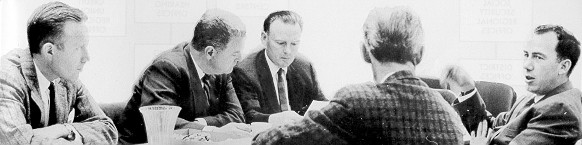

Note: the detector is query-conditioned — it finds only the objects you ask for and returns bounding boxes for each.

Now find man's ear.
[413,46,424,66]
[204,46,216,59]
[261,31,268,47]
[361,43,371,63]
[40,43,56,60]
[559,59,572,75]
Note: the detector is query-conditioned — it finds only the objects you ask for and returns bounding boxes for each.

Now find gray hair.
[191,9,246,52]
[363,6,424,64]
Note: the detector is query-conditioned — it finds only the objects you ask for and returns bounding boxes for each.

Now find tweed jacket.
[232,49,327,123]
[454,81,582,145]
[252,70,465,145]
[118,42,245,143]
[0,48,118,144]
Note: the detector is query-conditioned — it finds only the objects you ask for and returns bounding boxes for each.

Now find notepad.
[306,100,330,111]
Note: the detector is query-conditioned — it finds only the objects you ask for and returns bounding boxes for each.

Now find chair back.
[419,77,517,117]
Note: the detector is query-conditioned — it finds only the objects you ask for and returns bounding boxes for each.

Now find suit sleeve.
[0,71,34,145]
[70,83,118,144]
[201,74,245,126]
[232,67,271,123]
[505,102,581,145]
[308,63,327,101]
[452,90,489,133]
[137,60,203,129]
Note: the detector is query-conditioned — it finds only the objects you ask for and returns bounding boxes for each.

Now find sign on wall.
[460,0,532,41]
[59,0,127,36]
[135,0,206,23]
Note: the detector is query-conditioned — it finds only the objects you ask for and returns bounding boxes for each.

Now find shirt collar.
[377,71,396,83]
[265,50,287,77]
[191,56,206,81]
[33,61,51,93]
[534,94,544,103]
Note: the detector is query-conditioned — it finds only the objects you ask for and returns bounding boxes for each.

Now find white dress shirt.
[265,50,290,109]
[33,61,53,126]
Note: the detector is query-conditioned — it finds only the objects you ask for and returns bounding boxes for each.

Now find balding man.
[118,9,247,144]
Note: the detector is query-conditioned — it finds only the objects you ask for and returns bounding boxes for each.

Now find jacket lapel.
[256,50,280,113]
[50,80,74,124]
[184,45,209,116]
[19,50,48,126]
[286,64,299,111]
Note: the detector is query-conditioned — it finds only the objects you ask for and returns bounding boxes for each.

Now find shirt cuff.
[195,118,208,126]
[457,88,477,103]
[202,126,218,132]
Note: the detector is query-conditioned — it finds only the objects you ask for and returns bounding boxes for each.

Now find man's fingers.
[471,131,476,137]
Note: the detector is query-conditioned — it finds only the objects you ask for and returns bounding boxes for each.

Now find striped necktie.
[277,68,290,111]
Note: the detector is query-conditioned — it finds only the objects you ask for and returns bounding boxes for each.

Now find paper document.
[306,100,330,111]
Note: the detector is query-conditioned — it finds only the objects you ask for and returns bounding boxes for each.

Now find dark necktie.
[201,75,213,104]
[277,69,290,111]
[48,82,58,125]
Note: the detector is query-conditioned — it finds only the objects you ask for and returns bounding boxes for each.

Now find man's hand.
[31,124,70,145]
[268,111,303,125]
[470,120,492,145]
[441,65,476,96]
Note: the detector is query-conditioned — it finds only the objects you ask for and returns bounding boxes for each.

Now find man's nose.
[523,58,533,71]
[81,47,90,63]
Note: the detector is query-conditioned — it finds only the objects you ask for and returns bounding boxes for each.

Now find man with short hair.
[232,10,327,124]
[252,6,465,145]
[118,9,248,144]
[0,2,118,144]
[453,24,582,145]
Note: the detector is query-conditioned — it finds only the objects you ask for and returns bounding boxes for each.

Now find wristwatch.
[63,124,76,140]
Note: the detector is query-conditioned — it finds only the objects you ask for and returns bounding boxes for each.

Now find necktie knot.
[277,68,284,77]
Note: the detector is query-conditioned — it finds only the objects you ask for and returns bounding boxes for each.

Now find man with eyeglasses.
[450,24,582,145]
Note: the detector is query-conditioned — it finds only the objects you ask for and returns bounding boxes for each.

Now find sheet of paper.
[306,100,330,111]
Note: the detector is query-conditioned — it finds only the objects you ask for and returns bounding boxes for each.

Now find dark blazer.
[454,81,582,145]
[118,42,245,143]
[232,49,327,123]
[252,70,465,145]
[0,48,118,144]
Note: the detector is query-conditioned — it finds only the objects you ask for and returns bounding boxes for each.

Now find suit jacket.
[0,48,118,144]
[252,70,465,145]
[118,42,245,143]
[232,49,327,123]
[454,81,582,145]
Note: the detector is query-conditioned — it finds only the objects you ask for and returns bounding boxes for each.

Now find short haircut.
[27,1,87,55]
[263,10,303,33]
[362,6,424,64]
[191,9,246,52]
[534,24,581,76]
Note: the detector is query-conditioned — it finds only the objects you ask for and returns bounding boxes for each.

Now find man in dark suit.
[232,10,327,124]
[0,2,117,144]
[118,9,248,144]
[252,6,465,145]
[449,25,582,145]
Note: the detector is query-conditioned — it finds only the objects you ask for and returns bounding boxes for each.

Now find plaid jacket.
[252,70,465,145]
[0,48,118,144]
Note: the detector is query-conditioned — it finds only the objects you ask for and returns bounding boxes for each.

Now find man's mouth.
[525,76,535,83]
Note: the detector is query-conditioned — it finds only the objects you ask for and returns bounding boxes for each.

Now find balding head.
[191,9,246,52]
[362,6,424,65]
